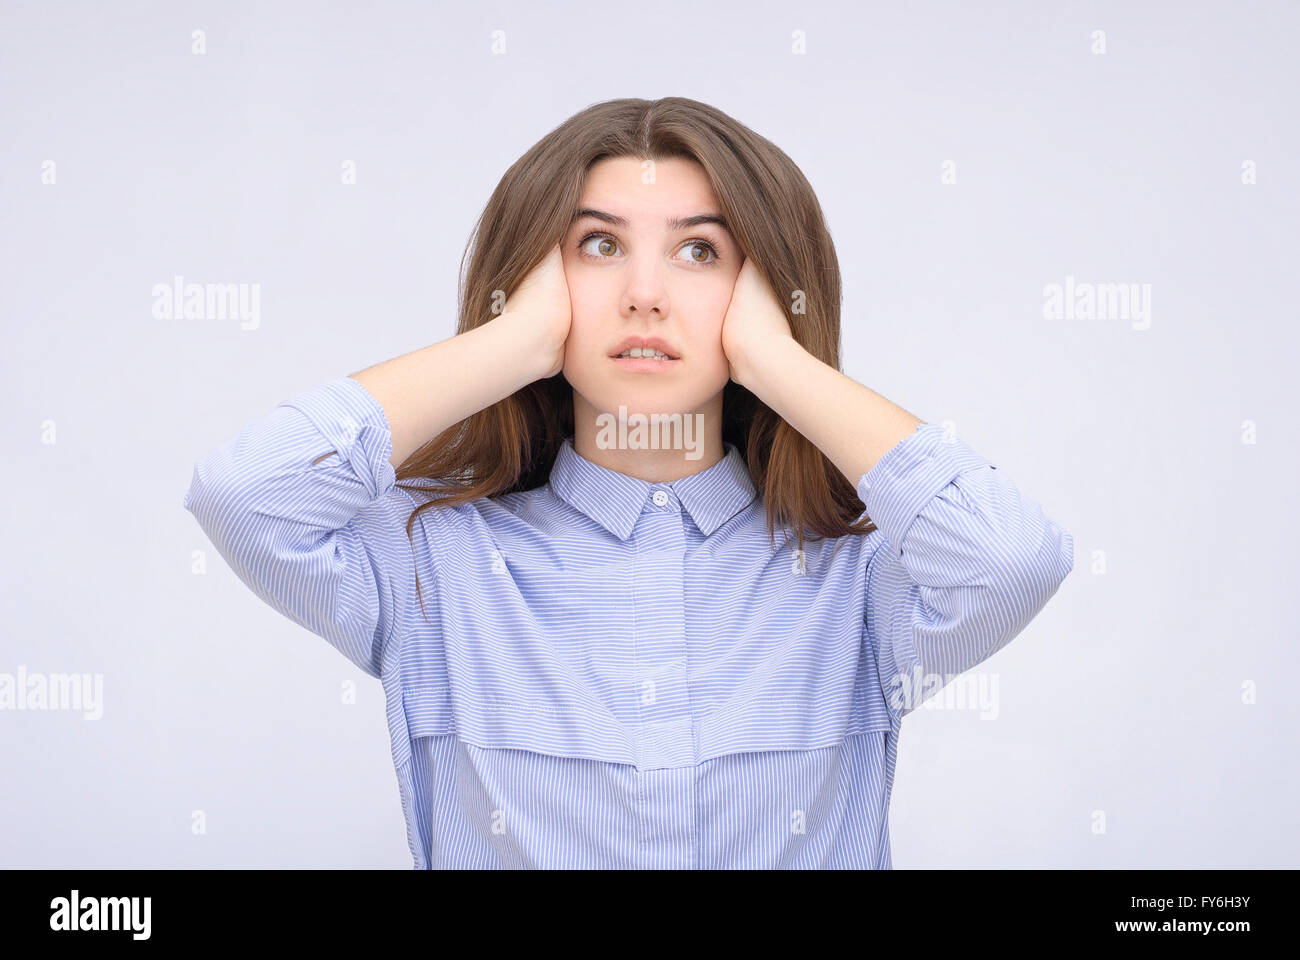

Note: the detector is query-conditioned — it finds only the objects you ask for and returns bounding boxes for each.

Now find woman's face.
[560,156,744,437]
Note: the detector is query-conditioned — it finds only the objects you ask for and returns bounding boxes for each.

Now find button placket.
[630,495,693,769]
[630,492,697,864]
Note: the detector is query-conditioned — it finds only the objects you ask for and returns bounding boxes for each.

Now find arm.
[721,258,923,484]
[855,424,1074,719]
[730,334,923,485]
[182,297,563,677]
[351,310,560,469]
[735,337,1074,721]
[353,243,572,468]
[182,377,417,678]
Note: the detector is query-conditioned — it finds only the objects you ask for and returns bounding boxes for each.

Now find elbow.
[181,455,263,552]
[907,517,1073,678]
[1038,520,1075,596]
[182,446,233,518]
[182,461,212,525]
[182,457,228,529]
[182,462,208,516]
[981,519,1074,634]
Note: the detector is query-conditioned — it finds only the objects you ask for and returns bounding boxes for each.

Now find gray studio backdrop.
[2,0,1296,868]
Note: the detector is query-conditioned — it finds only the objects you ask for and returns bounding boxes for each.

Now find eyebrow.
[571,208,732,234]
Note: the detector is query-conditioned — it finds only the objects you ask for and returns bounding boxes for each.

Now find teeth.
[617,347,673,360]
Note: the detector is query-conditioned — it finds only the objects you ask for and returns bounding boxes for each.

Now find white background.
[1,0,1295,867]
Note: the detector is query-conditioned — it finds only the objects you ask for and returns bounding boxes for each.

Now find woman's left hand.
[721,257,795,387]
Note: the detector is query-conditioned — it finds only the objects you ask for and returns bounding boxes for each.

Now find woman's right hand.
[500,243,572,381]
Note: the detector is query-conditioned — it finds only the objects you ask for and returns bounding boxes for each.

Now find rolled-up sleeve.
[859,423,1074,721]
[182,375,420,679]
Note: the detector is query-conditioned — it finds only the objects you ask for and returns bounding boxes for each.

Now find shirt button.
[651,490,669,507]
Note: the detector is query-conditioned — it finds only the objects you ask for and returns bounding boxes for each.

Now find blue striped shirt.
[182,374,1074,868]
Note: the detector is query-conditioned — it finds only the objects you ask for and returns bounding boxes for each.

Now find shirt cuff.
[279,375,397,500]
[856,423,994,559]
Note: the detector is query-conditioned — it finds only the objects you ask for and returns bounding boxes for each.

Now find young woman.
[183,97,1074,869]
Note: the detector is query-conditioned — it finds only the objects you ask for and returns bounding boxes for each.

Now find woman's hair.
[395,96,877,586]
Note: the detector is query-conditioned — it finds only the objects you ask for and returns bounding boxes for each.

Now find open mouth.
[610,352,680,370]
[610,348,679,361]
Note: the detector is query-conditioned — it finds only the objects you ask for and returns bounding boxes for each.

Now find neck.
[570,389,725,482]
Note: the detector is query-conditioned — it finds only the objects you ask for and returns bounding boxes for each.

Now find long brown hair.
[396,97,877,587]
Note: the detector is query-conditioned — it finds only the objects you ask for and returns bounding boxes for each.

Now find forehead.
[577,156,720,216]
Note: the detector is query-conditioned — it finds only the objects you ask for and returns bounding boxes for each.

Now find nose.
[621,257,668,317]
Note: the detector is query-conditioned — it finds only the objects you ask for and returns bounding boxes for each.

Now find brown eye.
[579,234,620,258]
[677,240,720,265]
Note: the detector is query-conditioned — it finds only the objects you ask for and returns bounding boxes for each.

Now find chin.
[593,387,686,418]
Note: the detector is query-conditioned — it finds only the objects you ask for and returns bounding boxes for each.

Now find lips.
[610,353,679,371]
[608,336,680,360]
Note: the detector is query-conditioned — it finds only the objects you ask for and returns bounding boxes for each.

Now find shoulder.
[392,477,560,533]
[730,494,882,561]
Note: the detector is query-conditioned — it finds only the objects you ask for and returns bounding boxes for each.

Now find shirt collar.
[548,437,757,541]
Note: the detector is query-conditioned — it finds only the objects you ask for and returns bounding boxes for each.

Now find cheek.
[700,273,738,321]
[564,299,601,352]
[561,306,608,384]
[687,281,734,347]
